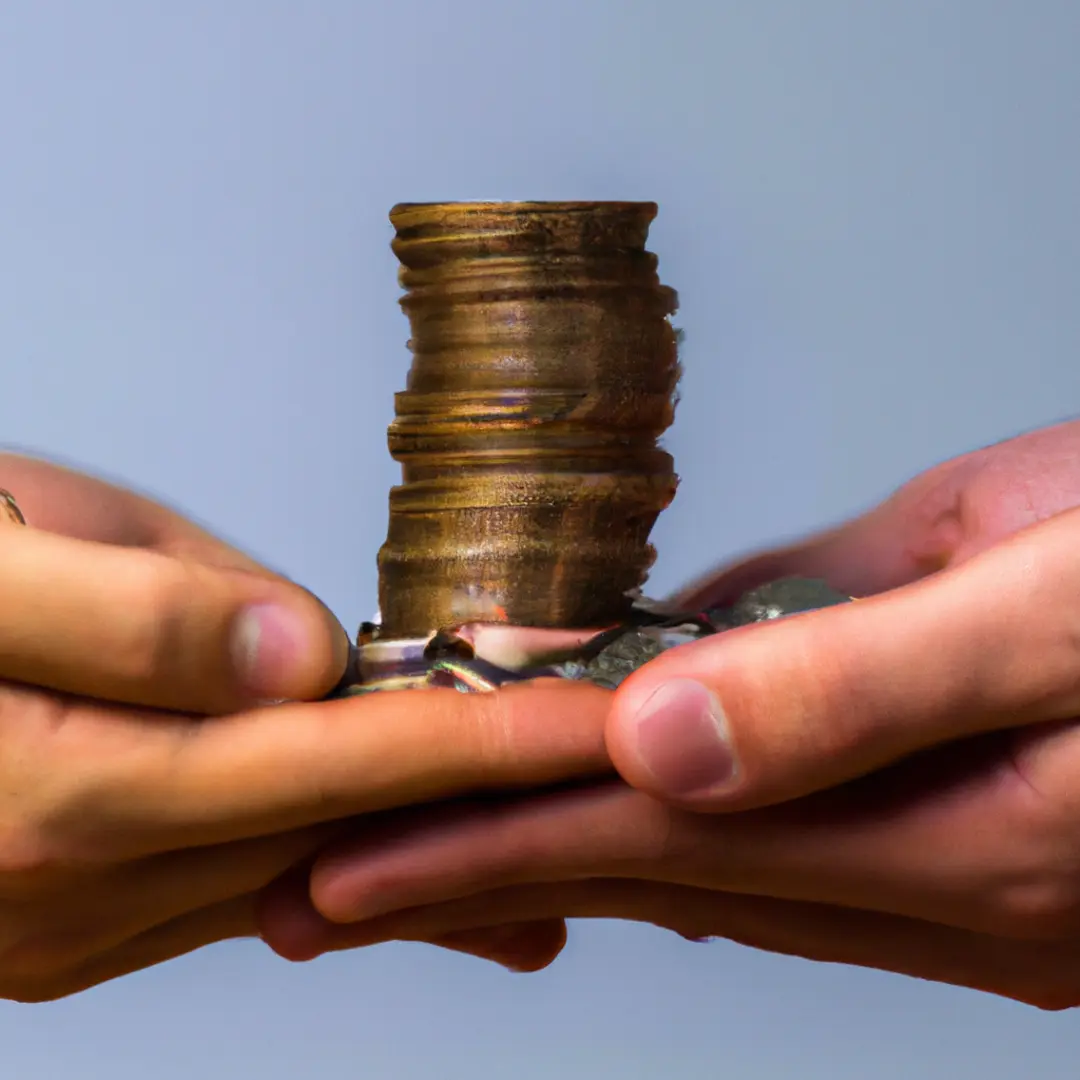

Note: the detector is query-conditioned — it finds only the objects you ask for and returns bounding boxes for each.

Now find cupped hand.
[0,452,350,714]
[274,420,1080,1010]
[0,453,607,999]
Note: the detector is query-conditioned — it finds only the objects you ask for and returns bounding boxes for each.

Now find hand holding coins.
[0,454,597,999]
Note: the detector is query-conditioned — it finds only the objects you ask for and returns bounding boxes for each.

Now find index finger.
[0,524,347,714]
[0,451,273,573]
[609,507,1080,812]
[678,421,1080,611]
[674,461,970,610]
[42,681,612,858]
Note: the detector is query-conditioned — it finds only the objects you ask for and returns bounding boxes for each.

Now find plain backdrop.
[1,1,1079,1077]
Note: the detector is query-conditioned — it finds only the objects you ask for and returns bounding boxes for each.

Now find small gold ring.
[0,490,26,526]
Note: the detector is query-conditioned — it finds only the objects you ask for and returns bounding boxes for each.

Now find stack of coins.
[376,201,681,639]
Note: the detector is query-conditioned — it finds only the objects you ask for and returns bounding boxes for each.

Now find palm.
[680,419,1080,607]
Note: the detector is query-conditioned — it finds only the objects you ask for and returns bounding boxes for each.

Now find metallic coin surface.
[377,201,681,638]
[336,579,853,696]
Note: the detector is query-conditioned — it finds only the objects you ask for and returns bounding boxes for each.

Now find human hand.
[270,420,1080,1009]
[0,453,607,999]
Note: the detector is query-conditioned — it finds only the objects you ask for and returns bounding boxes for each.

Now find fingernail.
[631,678,740,797]
[231,602,330,701]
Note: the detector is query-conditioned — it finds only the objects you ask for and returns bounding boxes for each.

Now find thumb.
[606,507,1080,812]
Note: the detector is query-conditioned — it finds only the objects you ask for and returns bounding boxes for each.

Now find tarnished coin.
[706,578,851,628]
[337,578,853,696]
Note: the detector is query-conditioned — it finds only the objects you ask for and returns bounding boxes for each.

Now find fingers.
[256,869,566,972]
[303,729,1080,939]
[1,831,565,1002]
[8,888,559,1003]
[42,680,611,857]
[676,421,1080,611]
[674,517,929,612]
[0,825,337,998]
[0,452,268,569]
[29,826,339,967]
[0,524,348,713]
[0,453,172,546]
[428,921,567,973]
[674,457,977,609]
[298,882,1080,1010]
[309,784,658,924]
[0,895,256,1002]
[608,507,1080,812]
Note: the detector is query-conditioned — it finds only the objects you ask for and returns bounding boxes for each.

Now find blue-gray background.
[1,1,1078,1076]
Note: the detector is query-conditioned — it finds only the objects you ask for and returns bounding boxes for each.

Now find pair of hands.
[256,419,1080,1011]
[8,417,1080,1010]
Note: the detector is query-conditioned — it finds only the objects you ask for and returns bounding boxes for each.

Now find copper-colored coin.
[376,202,681,637]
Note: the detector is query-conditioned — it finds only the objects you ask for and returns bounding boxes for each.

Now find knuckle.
[706,625,851,798]
[109,554,200,682]
[0,825,56,890]
[104,554,245,704]
[989,877,1080,940]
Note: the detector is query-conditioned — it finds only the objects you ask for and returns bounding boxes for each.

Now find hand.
[0,453,608,999]
[269,420,1080,1010]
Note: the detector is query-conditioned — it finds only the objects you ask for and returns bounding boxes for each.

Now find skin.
[0,453,610,1000]
[260,419,1080,1010]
